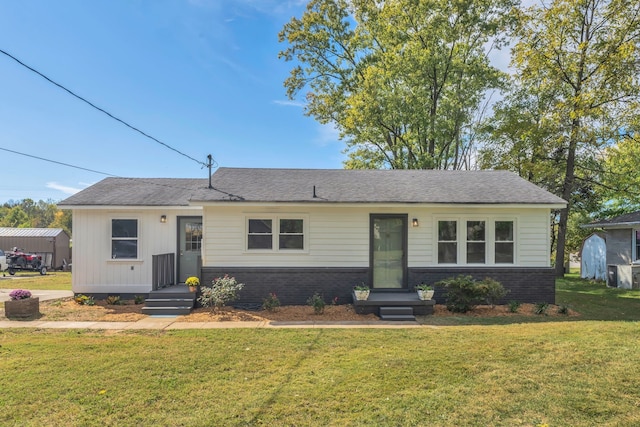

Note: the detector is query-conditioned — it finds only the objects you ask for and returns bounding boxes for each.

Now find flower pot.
[4,297,40,319]
[417,290,434,300]
[354,290,370,301]
[189,286,197,293]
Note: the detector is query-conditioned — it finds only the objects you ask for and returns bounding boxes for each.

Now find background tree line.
[0,199,72,237]
[279,0,640,274]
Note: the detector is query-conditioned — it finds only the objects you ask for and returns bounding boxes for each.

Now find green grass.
[0,271,71,290]
[1,274,640,425]
[1,324,639,426]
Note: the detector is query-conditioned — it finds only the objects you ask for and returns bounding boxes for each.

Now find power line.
[0,147,117,176]
[0,146,226,195]
[0,47,208,167]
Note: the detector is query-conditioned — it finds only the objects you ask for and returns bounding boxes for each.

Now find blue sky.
[0,0,345,202]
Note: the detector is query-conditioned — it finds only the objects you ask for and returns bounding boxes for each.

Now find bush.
[479,277,509,308]
[557,304,570,315]
[307,292,326,314]
[105,295,121,305]
[534,302,549,315]
[262,293,281,312]
[74,294,95,306]
[198,275,244,312]
[507,300,521,313]
[437,275,506,313]
[134,295,145,305]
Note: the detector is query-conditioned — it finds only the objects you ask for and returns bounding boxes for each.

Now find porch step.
[379,306,416,321]
[142,289,196,316]
[140,306,193,316]
[143,298,195,308]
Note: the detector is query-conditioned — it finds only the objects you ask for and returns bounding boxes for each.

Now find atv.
[6,248,47,275]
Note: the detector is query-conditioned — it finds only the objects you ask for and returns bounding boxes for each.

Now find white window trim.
[244,214,309,254]
[434,216,517,265]
[109,217,141,261]
[436,218,460,265]
[633,229,640,261]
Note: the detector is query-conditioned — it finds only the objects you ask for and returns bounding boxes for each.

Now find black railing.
[152,253,175,290]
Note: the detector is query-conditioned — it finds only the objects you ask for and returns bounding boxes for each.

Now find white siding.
[71,208,201,293]
[203,205,552,268]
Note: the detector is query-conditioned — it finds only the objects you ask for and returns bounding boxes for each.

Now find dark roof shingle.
[58,168,566,207]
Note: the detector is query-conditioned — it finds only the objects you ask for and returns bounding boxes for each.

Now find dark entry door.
[370,215,407,289]
[178,217,202,283]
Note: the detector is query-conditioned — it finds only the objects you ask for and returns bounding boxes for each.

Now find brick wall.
[408,267,556,304]
[201,267,369,306]
[201,266,555,305]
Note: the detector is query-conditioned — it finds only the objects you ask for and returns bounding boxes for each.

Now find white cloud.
[273,99,305,108]
[313,123,341,147]
[46,182,84,195]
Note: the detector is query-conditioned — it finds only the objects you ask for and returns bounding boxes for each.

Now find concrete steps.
[379,306,416,321]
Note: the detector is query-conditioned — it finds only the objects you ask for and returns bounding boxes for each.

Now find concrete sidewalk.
[0,289,74,302]
[0,317,427,330]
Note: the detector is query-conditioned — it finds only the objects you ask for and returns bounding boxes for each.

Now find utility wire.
[0,47,208,167]
[0,147,117,177]
[0,146,232,196]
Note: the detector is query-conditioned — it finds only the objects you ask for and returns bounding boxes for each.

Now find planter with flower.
[415,284,434,300]
[185,276,200,292]
[353,283,370,301]
[4,289,39,319]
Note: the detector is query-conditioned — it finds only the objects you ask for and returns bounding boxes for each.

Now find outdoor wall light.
[412,218,419,227]
[160,215,167,223]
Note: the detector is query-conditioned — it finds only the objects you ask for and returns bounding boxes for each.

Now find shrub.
[479,277,509,308]
[262,293,281,312]
[198,275,244,312]
[507,300,521,313]
[74,294,95,306]
[437,275,484,313]
[105,295,122,305]
[557,304,570,315]
[307,292,326,314]
[534,302,549,315]
[134,295,145,305]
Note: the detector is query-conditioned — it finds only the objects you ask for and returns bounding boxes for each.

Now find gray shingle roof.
[584,211,640,228]
[58,168,566,207]
[191,168,566,205]
[58,178,207,206]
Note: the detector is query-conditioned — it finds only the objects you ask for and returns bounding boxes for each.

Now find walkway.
[0,317,427,330]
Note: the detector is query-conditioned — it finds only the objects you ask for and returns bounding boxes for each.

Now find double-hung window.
[279,219,304,250]
[438,220,457,264]
[247,216,306,251]
[112,219,138,259]
[466,221,486,264]
[248,219,273,250]
[495,221,514,264]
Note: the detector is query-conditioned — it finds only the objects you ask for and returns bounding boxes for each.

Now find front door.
[178,217,202,283]
[370,215,407,289]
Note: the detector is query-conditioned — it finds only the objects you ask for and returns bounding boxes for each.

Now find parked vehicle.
[0,249,7,272]
[6,247,47,275]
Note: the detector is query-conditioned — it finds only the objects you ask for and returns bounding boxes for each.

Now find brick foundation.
[201,266,556,305]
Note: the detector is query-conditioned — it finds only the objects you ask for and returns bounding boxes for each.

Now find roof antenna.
[207,154,213,189]
[313,185,317,198]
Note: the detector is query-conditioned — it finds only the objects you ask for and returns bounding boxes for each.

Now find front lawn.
[0,271,71,290]
[1,322,639,426]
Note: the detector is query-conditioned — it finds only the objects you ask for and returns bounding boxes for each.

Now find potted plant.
[415,284,434,300]
[353,283,370,301]
[185,276,200,292]
[4,289,39,319]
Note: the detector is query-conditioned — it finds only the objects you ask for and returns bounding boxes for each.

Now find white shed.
[580,233,606,281]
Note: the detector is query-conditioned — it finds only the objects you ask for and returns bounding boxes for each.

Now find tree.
[279,0,515,170]
[496,0,640,275]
